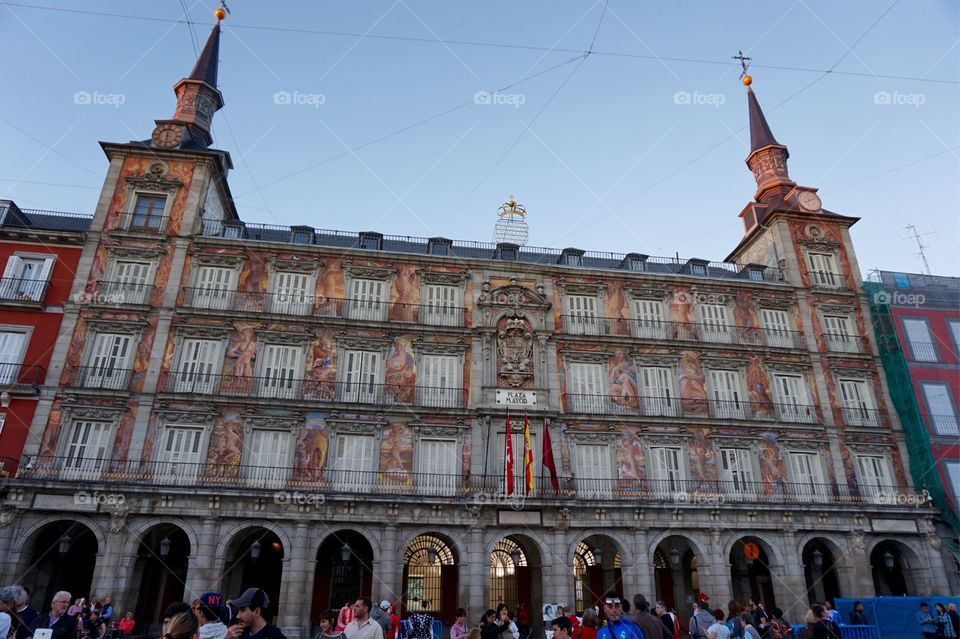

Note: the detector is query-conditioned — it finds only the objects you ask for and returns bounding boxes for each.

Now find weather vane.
[733,50,753,86]
[215,1,230,20]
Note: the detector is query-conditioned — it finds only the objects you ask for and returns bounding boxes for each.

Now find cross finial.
[733,50,752,78]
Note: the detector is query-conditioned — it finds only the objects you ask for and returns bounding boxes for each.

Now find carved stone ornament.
[125,163,183,194]
[754,296,794,311]
[700,357,746,371]
[417,341,469,355]
[714,437,757,448]
[848,528,866,553]
[246,416,300,431]
[344,265,394,280]
[109,508,130,534]
[845,442,888,455]
[830,366,873,380]
[192,252,244,268]
[62,405,124,420]
[818,304,853,315]
[0,507,16,527]
[419,270,468,285]
[159,411,216,426]
[256,329,311,346]
[497,316,534,387]
[176,325,232,339]
[85,317,148,332]
[270,257,321,273]
[558,283,604,296]
[646,434,688,445]
[108,245,167,260]
[415,425,463,438]
[477,282,550,311]
[633,354,679,367]
[562,349,611,364]
[783,439,821,450]
[333,422,379,435]
[624,286,670,300]
[338,336,391,351]
[799,239,840,252]
[567,431,616,443]
[765,361,810,373]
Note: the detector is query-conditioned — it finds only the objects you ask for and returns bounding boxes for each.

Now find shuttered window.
[567,362,606,413]
[575,443,611,498]
[175,338,221,393]
[774,374,813,423]
[808,252,840,287]
[62,420,114,479]
[111,260,152,304]
[419,354,460,407]
[423,284,460,326]
[417,438,457,495]
[157,426,204,484]
[565,295,601,335]
[649,447,684,495]
[271,271,312,315]
[760,309,793,348]
[245,429,293,488]
[838,379,876,426]
[639,366,675,416]
[84,333,133,389]
[789,452,826,498]
[332,433,376,488]
[720,448,756,495]
[700,304,732,343]
[349,278,387,321]
[257,344,303,399]
[633,299,666,339]
[340,350,382,403]
[0,330,27,385]
[194,266,235,310]
[709,369,744,419]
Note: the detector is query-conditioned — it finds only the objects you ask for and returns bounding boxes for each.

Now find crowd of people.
[0,588,136,639]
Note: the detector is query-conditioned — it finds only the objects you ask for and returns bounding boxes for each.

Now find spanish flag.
[523,415,534,495]
[505,415,514,496]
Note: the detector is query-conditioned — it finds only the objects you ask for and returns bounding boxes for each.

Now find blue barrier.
[399,619,445,639]
[836,597,960,639]
[839,626,881,639]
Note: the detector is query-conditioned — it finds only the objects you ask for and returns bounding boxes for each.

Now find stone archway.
[18,520,98,612]
[222,527,285,622]
[129,523,191,635]
[729,536,776,609]
[652,535,700,611]
[311,530,375,627]
[571,535,623,615]
[488,533,543,621]
[870,539,920,596]
[401,533,459,623]
[801,538,842,604]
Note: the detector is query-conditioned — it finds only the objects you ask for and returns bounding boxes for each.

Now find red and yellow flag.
[523,415,534,495]
[504,415,514,495]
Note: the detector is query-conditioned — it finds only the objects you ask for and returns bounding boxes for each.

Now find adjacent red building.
[0,200,90,473]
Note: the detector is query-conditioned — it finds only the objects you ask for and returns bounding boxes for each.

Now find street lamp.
[160,537,172,559]
[592,547,603,566]
[426,546,438,565]
[341,543,352,563]
[883,550,895,570]
[510,548,522,566]
[669,548,681,567]
[250,541,261,561]
[812,548,823,568]
[58,535,71,556]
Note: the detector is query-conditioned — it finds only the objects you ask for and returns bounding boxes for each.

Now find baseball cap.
[200,593,223,608]
[229,588,270,611]
[380,601,390,611]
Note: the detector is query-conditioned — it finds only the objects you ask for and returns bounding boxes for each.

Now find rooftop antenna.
[494,196,529,245]
[902,224,936,275]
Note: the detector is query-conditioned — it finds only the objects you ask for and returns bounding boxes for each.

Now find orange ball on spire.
[214,7,227,20]
[742,75,753,86]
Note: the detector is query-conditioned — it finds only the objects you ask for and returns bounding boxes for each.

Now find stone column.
[466,526,485,620]
[184,517,219,600]
[377,524,400,602]
[279,521,310,639]
[92,524,128,603]
[775,531,808,622]
[703,531,731,609]
[546,528,572,609]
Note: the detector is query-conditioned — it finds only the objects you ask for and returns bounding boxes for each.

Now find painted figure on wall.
[838,438,859,495]
[679,352,708,415]
[616,427,646,489]
[669,288,698,339]
[605,281,629,336]
[110,406,138,469]
[131,318,159,391]
[238,251,268,293]
[39,400,64,459]
[687,427,718,489]
[461,429,472,484]
[759,431,787,495]
[293,412,329,483]
[608,349,639,413]
[745,354,774,417]
[316,260,345,315]
[380,422,413,485]
[385,336,416,404]
[206,411,244,478]
[389,264,419,322]
[306,330,337,399]
[733,291,762,345]
[224,322,257,380]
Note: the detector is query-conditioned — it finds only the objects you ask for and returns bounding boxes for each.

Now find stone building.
[0,16,951,639]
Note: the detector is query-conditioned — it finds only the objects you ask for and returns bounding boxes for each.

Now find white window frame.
[564,294,603,335]
[61,419,116,480]
[172,337,222,394]
[347,277,388,322]
[154,423,208,485]
[0,327,30,385]
[421,283,462,327]
[415,437,458,496]
[566,361,607,413]
[0,253,55,302]
[760,308,794,348]
[256,343,304,399]
[244,428,294,489]
[191,264,237,310]
[638,366,677,416]
[574,442,613,498]
[416,353,462,408]
[648,446,686,497]
[268,270,315,316]
[823,314,857,353]
[708,368,747,419]
[808,251,842,288]
[338,349,383,403]
[105,259,154,305]
[788,451,826,499]
[126,190,172,231]
[82,332,136,390]
[902,318,938,362]
[921,382,959,436]
[856,454,890,502]
[632,298,667,339]
[773,373,814,423]
[838,378,878,426]
[330,431,378,490]
[699,303,733,343]
[719,447,757,499]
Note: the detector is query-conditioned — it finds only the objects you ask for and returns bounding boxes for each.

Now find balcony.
[69,365,133,391]
[181,287,467,327]
[111,212,170,234]
[908,340,938,362]
[16,458,923,507]
[558,315,806,348]
[93,281,156,306]
[0,362,46,389]
[562,392,821,424]
[840,406,890,428]
[0,277,49,304]
[823,333,869,354]
[929,414,960,437]
[160,372,467,408]
[810,270,843,288]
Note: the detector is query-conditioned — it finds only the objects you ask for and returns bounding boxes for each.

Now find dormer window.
[741,264,766,282]
[495,243,518,261]
[559,248,584,267]
[222,220,247,239]
[428,237,452,256]
[359,232,383,250]
[682,258,710,277]
[290,226,314,245]
[620,254,648,272]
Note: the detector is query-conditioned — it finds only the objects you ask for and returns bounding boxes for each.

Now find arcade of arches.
[1,518,947,639]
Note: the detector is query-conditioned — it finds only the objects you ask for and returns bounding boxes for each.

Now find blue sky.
[1,1,957,276]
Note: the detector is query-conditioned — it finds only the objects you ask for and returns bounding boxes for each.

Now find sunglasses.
[604,599,622,607]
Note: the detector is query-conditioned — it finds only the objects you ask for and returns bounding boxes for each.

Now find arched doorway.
[653,536,699,611]
[311,530,374,628]
[222,528,284,621]
[488,534,542,624]
[730,537,775,609]
[871,540,916,596]
[130,524,190,636]
[802,539,841,604]
[20,521,98,612]
[572,537,623,615]
[402,534,458,623]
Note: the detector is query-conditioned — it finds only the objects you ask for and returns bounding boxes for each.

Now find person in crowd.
[918,603,936,639]
[654,601,679,639]
[809,605,839,639]
[196,593,227,639]
[343,598,382,639]
[480,610,500,639]
[451,609,468,639]
[165,611,199,639]
[7,585,37,639]
[99,598,114,626]
[936,603,957,638]
[0,590,13,639]
[849,602,867,626]
[595,592,642,639]
[493,605,518,639]
[706,609,729,639]
[371,602,391,639]
[34,591,77,639]
[164,604,193,638]
[67,601,84,618]
[820,603,840,629]
[575,609,598,639]
[767,609,789,639]
[556,608,579,632]
[551,618,573,639]
[82,610,104,639]
[948,604,960,639]
[632,595,670,639]
[337,603,354,633]
[385,605,399,639]
[316,609,346,639]
[689,601,715,639]
[751,602,769,639]
[724,602,742,639]
[516,604,530,639]
[226,588,286,639]
[738,614,760,639]
[117,612,136,639]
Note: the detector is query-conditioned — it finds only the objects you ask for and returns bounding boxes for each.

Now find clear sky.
[1,1,957,276]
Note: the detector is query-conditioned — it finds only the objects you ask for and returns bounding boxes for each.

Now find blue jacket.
[597,618,645,639]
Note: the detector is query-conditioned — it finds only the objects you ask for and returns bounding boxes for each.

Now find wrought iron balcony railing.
[15,457,926,507]
[111,212,170,234]
[161,372,467,408]
[929,414,960,436]
[93,281,156,306]
[908,340,938,362]
[68,365,134,390]
[0,362,46,387]
[559,315,806,348]
[839,405,891,428]
[822,333,870,354]
[0,277,49,303]
[181,287,467,327]
[562,392,821,424]
[810,270,845,289]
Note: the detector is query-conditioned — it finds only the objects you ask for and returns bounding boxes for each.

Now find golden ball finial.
[214,6,227,20]
[742,74,753,86]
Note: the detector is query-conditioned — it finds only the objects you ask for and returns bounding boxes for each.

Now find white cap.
[380,601,391,611]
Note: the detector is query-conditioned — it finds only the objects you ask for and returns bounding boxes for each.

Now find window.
[709,369,745,419]
[418,354,461,408]
[720,448,756,497]
[82,333,133,389]
[950,321,960,353]
[291,230,313,245]
[245,429,293,489]
[894,273,910,288]
[422,284,461,326]
[808,252,841,288]
[648,446,684,496]
[789,452,826,498]
[193,265,236,310]
[747,267,765,282]
[838,379,877,426]
[564,295,602,335]
[760,309,794,348]
[257,344,303,399]
[639,366,675,416]
[700,304,732,343]
[130,194,167,230]
[921,383,959,436]
[567,362,606,413]
[689,263,707,276]
[902,318,937,361]
[156,426,205,484]
[773,374,814,423]
[108,260,152,304]
[856,455,890,501]
[633,299,667,339]
[561,252,583,267]
[823,315,858,352]
[624,257,646,272]
[62,420,114,480]
[270,271,312,315]
[428,238,451,256]
[339,349,382,403]
[576,443,612,498]
[348,278,387,321]
[331,433,376,489]
[173,338,221,393]
[0,255,54,302]
[947,462,960,511]
[0,330,27,385]
[359,233,383,250]
[417,438,457,495]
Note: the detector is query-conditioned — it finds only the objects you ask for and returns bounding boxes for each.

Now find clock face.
[797,191,822,212]
[151,124,183,149]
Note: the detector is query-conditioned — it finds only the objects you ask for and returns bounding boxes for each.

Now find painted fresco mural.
[389,264,420,322]
[759,431,787,495]
[109,404,138,469]
[385,336,416,404]
[679,352,708,415]
[380,421,413,485]
[616,426,646,489]
[103,156,195,236]
[687,427,719,489]
[608,349,639,413]
[293,412,329,483]
[745,354,774,417]
[789,220,855,290]
[205,410,244,479]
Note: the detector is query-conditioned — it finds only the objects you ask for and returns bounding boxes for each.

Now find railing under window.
[562,392,821,424]
[93,281,156,306]
[909,340,938,361]
[559,315,806,348]
[0,277,49,303]
[929,414,960,436]
[810,270,843,288]
[68,365,134,390]
[112,212,170,233]
[823,333,870,354]
[0,362,46,387]
[15,459,925,507]
[160,373,467,407]
[839,405,890,428]
[180,287,467,327]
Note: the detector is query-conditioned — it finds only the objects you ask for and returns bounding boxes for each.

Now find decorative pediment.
[246,416,300,431]
[624,286,670,300]
[817,304,852,315]
[85,317,149,332]
[557,282,605,296]
[633,354,679,367]
[256,329,311,346]
[159,411,216,425]
[700,357,746,371]
[413,424,464,438]
[344,265,395,280]
[192,251,244,268]
[416,341,469,355]
[783,439,821,450]
[477,280,550,310]
[845,442,888,455]
[419,270,469,285]
[567,430,617,443]
[829,365,873,379]
[62,405,125,420]
[765,361,810,373]
[714,437,758,448]
[270,254,322,273]
[125,163,183,193]
[561,349,611,364]
[754,295,794,311]
[337,336,391,351]
[176,325,232,339]
[332,421,380,435]
[645,433,688,445]
[107,244,167,260]
[798,239,840,251]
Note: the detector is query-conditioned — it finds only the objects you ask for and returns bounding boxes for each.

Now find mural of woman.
[381,423,412,484]
[733,291,761,345]
[224,323,257,380]
[238,251,268,293]
[307,334,336,399]
[604,281,629,335]
[669,288,698,339]
[207,412,244,479]
[608,350,639,412]
[616,429,646,490]
[679,352,708,414]
[390,264,419,322]
[758,431,786,495]
[384,337,416,404]
[294,414,329,483]
[687,428,718,488]
[745,354,774,417]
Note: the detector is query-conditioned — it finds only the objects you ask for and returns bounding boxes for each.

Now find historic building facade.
[0,17,951,639]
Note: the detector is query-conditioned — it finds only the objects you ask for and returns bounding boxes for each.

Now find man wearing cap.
[344,598,383,639]
[226,588,286,639]
[371,601,391,637]
[197,593,227,639]
[596,592,644,639]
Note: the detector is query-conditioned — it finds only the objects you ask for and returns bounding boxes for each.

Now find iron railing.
[0,362,46,387]
[110,213,170,234]
[908,340,938,362]
[68,365,134,390]
[562,393,821,423]
[94,281,156,306]
[0,277,49,303]
[14,458,925,507]
[838,405,891,428]
[822,333,870,354]
[810,270,845,288]
[180,287,467,326]
[160,373,467,407]
[929,414,960,436]
[560,315,806,348]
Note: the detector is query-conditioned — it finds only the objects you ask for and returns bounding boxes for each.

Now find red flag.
[505,415,515,495]
[523,415,534,495]
[542,418,560,495]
